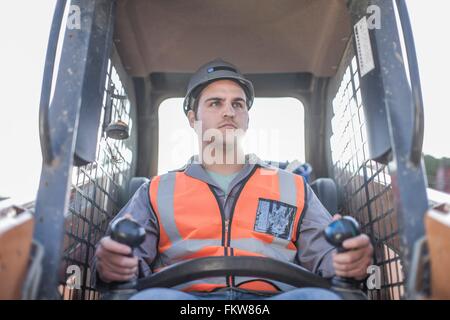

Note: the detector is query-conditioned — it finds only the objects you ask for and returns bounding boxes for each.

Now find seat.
[310,178,339,215]
[126,177,150,202]
[265,159,338,214]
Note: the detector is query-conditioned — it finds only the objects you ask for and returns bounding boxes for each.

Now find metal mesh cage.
[331,57,405,300]
[58,60,134,300]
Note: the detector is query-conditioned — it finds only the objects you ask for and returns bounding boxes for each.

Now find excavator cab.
[1,0,449,301]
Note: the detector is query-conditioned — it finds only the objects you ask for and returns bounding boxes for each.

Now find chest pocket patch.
[254,198,297,240]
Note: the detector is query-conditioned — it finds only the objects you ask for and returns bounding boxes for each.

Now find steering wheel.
[136,256,331,290]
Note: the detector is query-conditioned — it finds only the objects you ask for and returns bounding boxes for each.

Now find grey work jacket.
[92,155,337,288]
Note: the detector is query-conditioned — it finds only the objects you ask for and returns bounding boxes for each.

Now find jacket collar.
[170,154,276,189]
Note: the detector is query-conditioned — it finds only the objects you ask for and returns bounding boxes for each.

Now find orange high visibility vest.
[149,167,306,292]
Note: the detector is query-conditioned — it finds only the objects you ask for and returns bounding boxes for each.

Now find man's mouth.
[219,123,237,129]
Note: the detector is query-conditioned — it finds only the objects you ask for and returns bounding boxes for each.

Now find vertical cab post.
[34,0,116,299]
[347,0,428,295]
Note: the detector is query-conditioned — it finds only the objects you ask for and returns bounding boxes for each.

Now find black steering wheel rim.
[136,256,332,291]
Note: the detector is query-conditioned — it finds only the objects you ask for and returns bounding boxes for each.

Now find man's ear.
[187,110,196,128]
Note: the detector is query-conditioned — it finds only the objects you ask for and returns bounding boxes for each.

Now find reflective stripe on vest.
[149,167,306,292]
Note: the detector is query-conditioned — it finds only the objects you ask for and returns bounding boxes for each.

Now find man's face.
[188,79,249,145]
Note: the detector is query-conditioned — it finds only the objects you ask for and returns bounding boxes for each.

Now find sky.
[0,0,449,202]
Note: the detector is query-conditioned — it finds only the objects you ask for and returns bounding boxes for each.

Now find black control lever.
[102,217,145,300]
[323,216,362,289]
[111,217,146,251]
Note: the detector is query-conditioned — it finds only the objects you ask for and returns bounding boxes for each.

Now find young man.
[93,59,373,300]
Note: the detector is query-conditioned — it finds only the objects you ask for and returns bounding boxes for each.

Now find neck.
[203,162,244,175]
[200,142,246,175]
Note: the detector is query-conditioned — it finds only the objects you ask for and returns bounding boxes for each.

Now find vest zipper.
[224,219,233,285]
[225,166,259,287]
[224,219,229,238]
[207,166,259,289]
[226,166,259,247]
[207,184,231,287]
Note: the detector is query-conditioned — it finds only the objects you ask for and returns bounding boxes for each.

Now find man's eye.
[232,102,243,109]
[210,101,220,107]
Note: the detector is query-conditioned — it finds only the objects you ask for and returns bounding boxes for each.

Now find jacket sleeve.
[90,180,159,288]
[295,183,337,278]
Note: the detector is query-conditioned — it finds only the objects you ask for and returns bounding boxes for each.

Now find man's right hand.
[95,236,139,283]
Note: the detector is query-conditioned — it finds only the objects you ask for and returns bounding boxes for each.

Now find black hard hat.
[183,59,254,115]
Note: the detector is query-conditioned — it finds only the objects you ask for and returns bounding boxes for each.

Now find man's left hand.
[331,215,374,280]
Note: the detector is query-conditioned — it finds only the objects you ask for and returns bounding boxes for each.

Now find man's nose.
[222,101,235,117]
